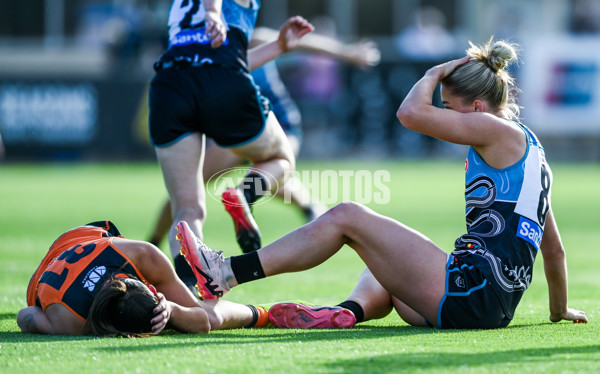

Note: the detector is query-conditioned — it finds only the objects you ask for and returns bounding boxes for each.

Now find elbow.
[184,316,211,334]
[17,308,32,333]
[541,245,566,271]
[550,248,566,262]
[540,240,566,261]
[16,309,25,332]
[196,319,211,334]
[396,105,418,130]
[191,308,212,334]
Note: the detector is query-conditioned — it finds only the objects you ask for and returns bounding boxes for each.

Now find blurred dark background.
[1,0,599,162]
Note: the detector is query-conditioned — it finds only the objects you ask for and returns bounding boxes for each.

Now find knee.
[269,146,295,172]
[267,136,296,171]
[324,201,369,230]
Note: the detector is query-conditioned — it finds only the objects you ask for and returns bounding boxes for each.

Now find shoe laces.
[195,238,230,291]
[195,239,225,263]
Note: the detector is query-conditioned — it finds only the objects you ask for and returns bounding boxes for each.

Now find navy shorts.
[149,65,271,148]
[428,255,512,329]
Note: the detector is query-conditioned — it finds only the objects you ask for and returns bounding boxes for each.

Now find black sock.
[240,173,268,206]
[230,251,266,285]
[244,305,259,328]
[174,254,196,286]
[337,300,365,323]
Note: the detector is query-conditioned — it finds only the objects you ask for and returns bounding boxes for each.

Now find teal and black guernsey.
[452,122,551,320]
[158,0,260,72]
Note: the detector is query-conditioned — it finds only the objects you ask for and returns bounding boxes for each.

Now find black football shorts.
[149,65,271,148]
[426,255,512,329]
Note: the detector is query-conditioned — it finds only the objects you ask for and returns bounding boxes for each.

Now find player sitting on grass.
[174,38,588,330]
[17,221,268,336]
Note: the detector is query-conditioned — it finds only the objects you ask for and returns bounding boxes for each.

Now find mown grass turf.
[0,160,598,373]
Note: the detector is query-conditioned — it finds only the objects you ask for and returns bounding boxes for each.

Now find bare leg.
[229,112,295,192]
[199,299,255,330]
[150,115,295,257]
[206,138,323,217]
[243,202,448,325]
[345,268,393,322]
[203,143,247,180]
[344,268,427,326]
[392,297,427,327]
[149,130,317,249]
[148,200,172,246]
[275,174,328,219]
[148,143,246,248]
[272,134,308,209]
[155,133,206,259]
[221,113,296,252]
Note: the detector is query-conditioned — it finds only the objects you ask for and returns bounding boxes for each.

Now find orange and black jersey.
[26,221,148,322]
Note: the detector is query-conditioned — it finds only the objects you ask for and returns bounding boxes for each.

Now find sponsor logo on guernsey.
[455,276,465,288]
[172,29,229,46]
[82,265,106,292]
[517,216,543,249]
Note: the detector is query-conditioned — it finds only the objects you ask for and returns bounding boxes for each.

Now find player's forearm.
[396,72,438,129]
[202,0,222,13]
[543,253,569,320]
[540,209,569,320]
[168,304,211,333]
[294,33,346,56]
[247,41,284,71]
[251,27,379,67]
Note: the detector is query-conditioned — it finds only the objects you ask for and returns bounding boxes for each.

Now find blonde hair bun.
[467,38,518,73]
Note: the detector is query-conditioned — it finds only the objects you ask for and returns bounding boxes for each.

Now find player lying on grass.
[17,221,268,336]
[175,38,588,329]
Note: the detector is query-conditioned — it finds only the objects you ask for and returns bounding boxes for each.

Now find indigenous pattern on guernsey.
[452,122,552,319]
[160,0,260,71]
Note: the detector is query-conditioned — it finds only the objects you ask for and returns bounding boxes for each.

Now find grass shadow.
[322,345,600,372]
[90,324,454,353]
[0,331,99,343]
[3,318,592,351]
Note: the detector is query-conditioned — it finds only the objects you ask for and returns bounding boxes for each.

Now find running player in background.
[148,20,381,289]
[17,221,269,336]
[174,38,588,330]
[149,0,313,273]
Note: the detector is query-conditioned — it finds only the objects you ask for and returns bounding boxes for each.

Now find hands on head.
[428,55,471,80]
[150,292,172,335]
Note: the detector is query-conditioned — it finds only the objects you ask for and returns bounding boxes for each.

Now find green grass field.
[1,160,598,373]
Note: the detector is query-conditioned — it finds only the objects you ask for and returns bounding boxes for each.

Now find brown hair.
[88,276,158,337]
[442,38,520,119]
